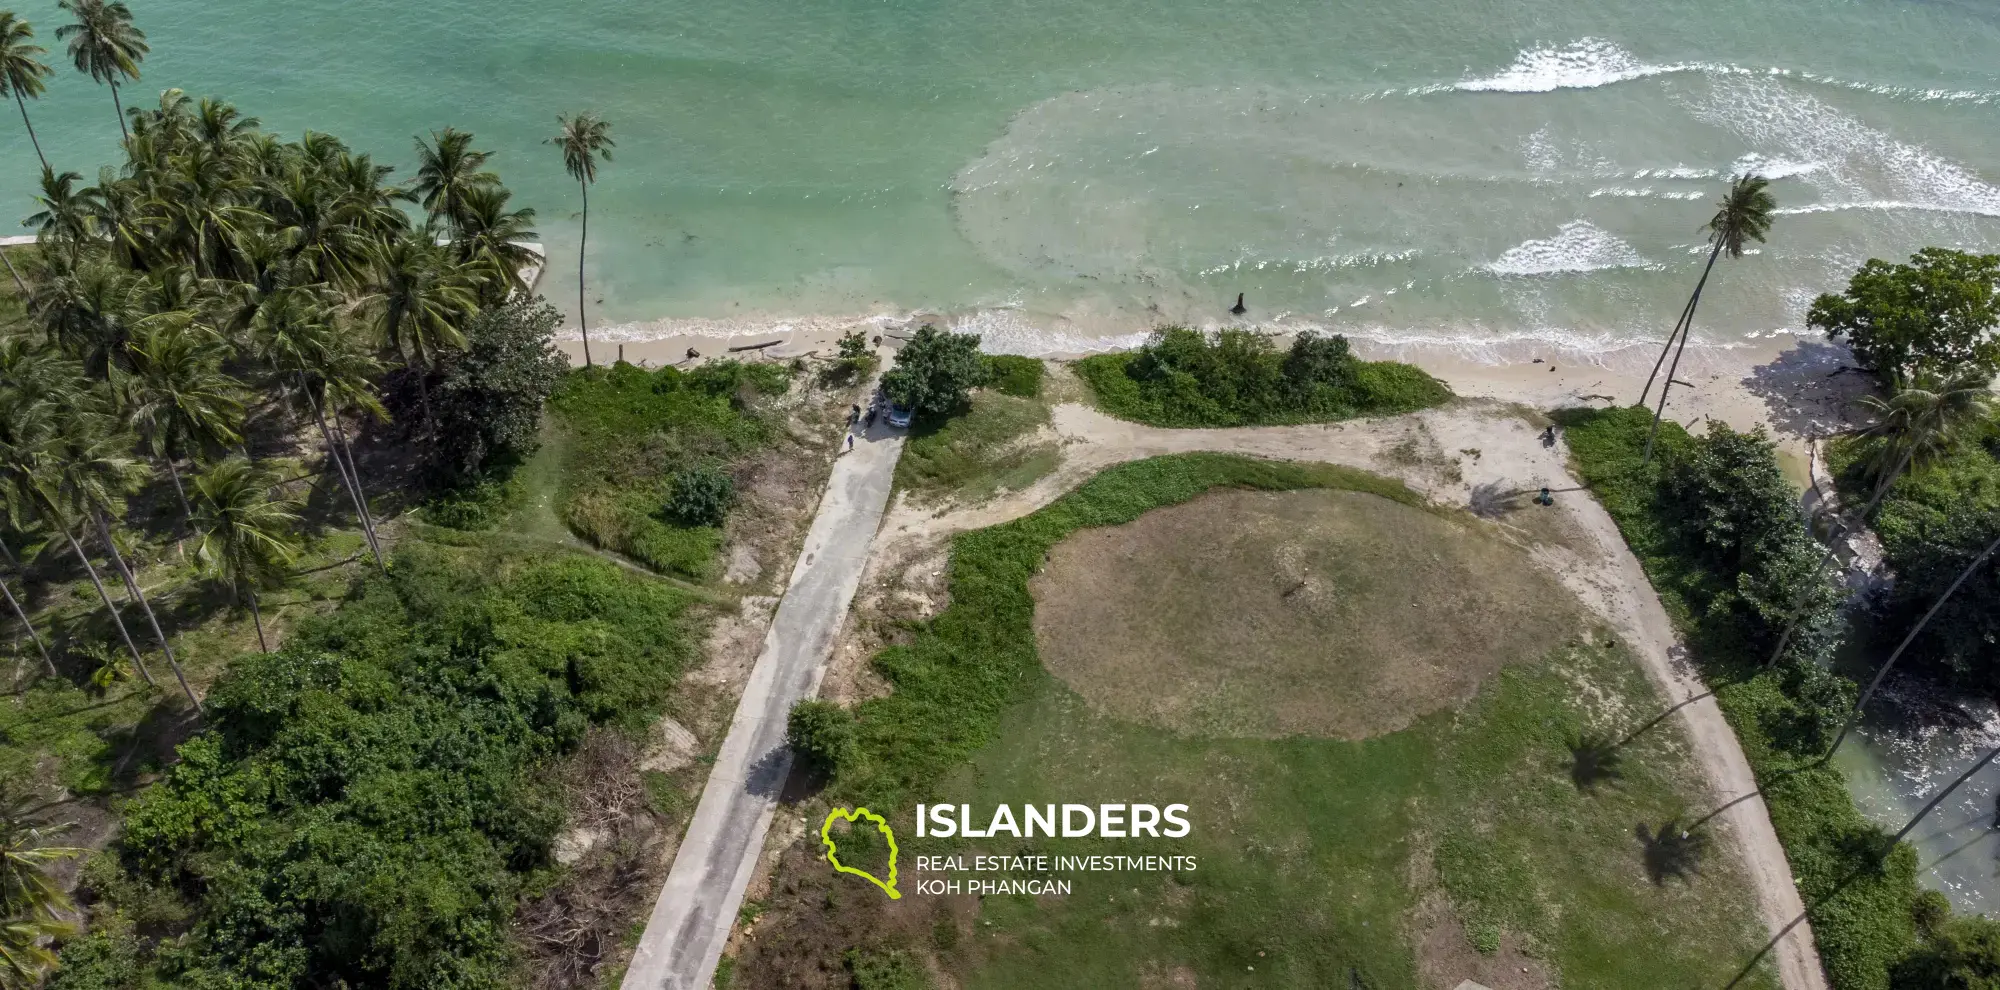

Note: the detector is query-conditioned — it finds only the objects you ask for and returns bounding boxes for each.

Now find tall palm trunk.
[94,509,201,713]
[1639,287,1701,407]
[239,577,267,653]
[0,243,28,300]
[1760,444,1918,671]
[302,379,384,570]
[58,527,153,686]
[327,405,384,561]
[577,179,592,368]
[162,456,193,556]
[1822,527,2000,762]
[0,574,53,678]
[110,79,127,142]
[11,90,46,173]
[1641,239,1726,464]
[407,355,435,437]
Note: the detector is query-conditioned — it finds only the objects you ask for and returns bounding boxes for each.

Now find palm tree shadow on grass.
[1636,816,1711,884]
[1567,730,1626,792]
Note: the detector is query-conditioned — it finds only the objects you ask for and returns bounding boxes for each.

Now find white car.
[886,403,914,428]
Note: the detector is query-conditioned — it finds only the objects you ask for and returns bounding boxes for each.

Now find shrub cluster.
[981,355,1044,399]
[1072,327,1450,427]
[59,548,695,988]
[1558,405,1924,990]
[549,360,788,578]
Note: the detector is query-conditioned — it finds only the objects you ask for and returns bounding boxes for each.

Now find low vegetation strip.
[1557,405,1927,990]
[828,454,1421,809]
[547,360,791,579]
[1072,327,1451,428]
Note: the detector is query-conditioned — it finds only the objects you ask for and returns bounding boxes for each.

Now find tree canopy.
[880,324,985,416]
[1810,248,2000,385]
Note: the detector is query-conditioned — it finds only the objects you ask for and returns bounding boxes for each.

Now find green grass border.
[837,452,1421,808]
[1557,405,1920,990]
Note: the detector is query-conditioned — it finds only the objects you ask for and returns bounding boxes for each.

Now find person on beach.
[846,435,855,452]
[1230,293,1247,316]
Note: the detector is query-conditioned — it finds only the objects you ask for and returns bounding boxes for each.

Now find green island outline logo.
[820,806,901,900]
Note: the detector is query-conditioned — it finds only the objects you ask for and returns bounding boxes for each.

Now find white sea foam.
[1196,249,1420,278]
[1456,39,1724,93]
[1689,77,2000,218]
[1589,186,1708,200]
[1484,220,1659,276]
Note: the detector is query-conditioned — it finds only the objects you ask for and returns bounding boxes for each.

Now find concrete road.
[621,418,903,990]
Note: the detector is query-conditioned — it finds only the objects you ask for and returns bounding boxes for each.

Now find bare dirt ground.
[823,397,1826,990]
[1031,488,1580,740]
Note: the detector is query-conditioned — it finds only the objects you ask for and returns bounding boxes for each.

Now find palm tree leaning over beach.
[54,0,146,142]
[191,456,300,652]
[0,12,53,173]
[549,111,613,368]
[1640,174,1776,464]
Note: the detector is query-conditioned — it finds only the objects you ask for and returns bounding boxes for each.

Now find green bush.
[844,948,930,990]
[1558,405,1920,990]
[427,300,571,484]
[786,699,857,777]
[665,465,735,527]
[835,453,1418,809]
[89,547,695,987]
[549,360,785,578]
[982,355,1044,398]
[420,472,523,530]
[1072,327,1449,427]
[1892,914,2000,988]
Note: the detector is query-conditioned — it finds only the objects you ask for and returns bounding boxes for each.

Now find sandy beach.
[555,321,1877,458]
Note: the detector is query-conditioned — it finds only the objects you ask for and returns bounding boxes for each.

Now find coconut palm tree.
[451,183,538,304]
[41,403,202,712]
[191,456,299,651]
[250,286,386,569]
[0,800,81,989]
[0,914,72,988]
[28,256,139,377]
[0,12,52,173]
[1759,370,1994,671]
[1641,174,1776,464]
[0,378,152,689]
[54,0,145,142]
[22,167,92,254]
[364,236,474,429]
[412,126,496,235]
[121,315,245,528]
[549,111,612,367]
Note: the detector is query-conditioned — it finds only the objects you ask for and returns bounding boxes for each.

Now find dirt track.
[861,398,1827,990]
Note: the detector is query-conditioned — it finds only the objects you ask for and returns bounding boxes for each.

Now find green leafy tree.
[428,300,567,483]
[881,325,985,417]
[548,110,612,367]
[1641,174,1775,463]
[787,698,856,777]
[1810,248,2000,385]
[54,0,145,141]
[191,456,301,652]
[0,12,52,172]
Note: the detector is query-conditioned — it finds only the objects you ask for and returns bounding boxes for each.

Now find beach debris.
[1230,292,1247,316]
[728,339,783,352]
[1532,357,1543,363]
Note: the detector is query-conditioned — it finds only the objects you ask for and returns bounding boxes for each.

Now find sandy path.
[864,399,1826,990]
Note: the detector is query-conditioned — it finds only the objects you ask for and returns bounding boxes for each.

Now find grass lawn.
[736,454,1778,989]
[896,391,1057,504]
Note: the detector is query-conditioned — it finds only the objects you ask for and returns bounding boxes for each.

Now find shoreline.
[555,320,1873,452]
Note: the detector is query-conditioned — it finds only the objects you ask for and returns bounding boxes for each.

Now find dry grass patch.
[1031,489,1581,739]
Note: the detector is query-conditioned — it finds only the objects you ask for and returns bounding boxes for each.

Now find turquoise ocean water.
[6,0,2000,357]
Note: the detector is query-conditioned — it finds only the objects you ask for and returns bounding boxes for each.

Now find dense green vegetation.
[753,453,1776,988]
[1073,327,1450,427]
[1828,418,2000,690]
[53,546,698,988]
[1558,405,1964,990]
[895,392,1054,502]
[881,325,984,417]
[1811,249,2000,385]
[547,360,789,579]
[979,355,1043,399]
